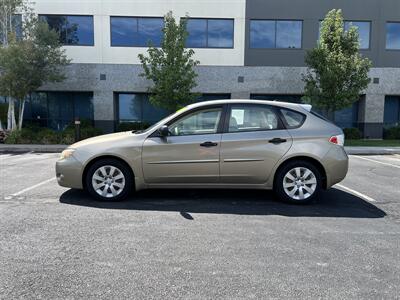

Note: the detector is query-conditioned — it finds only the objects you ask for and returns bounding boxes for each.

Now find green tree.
[139,11,199,112]
[302,9,372,119]
[0,0,70,131]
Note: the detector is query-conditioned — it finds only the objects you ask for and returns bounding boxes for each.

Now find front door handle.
[200,141,218,147]
[269,138,287,144]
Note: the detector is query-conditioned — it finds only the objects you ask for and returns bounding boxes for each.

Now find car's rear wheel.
[274,160,322,204]
[85,158,133,201]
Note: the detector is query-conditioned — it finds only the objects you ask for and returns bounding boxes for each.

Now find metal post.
[74,119,81,142]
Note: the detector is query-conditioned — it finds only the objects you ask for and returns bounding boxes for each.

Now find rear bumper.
[55,156,84,189]
[323,146,349,188]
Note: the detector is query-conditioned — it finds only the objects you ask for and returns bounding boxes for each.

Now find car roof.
[186,99,310,112]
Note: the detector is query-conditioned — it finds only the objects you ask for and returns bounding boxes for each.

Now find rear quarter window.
[280,109,306,129]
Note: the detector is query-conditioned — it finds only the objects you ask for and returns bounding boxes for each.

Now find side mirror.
[158,125,170,137]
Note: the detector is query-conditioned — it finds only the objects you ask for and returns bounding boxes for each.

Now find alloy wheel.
[283,167,317,200]
[91,165,126,198]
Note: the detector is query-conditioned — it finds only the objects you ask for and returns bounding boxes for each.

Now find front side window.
[229,105,279,132]
[169,108,222,136]
[250,20,302,49]
[186,18,234,48]
[40,15,94,46]
[386,22,400,50]
[111,17,164,47]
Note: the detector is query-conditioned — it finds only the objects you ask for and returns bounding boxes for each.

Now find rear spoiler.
[299,104,312,112]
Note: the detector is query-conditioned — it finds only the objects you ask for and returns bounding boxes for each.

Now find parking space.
[1,153,400,298]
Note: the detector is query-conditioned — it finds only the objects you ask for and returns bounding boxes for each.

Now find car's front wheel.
[274,160,322,204]
[85,158,133,201]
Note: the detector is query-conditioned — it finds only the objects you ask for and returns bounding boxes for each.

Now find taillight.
[329,134,345,146]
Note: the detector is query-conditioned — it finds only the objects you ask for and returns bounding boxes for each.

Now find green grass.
[345,139,400,147]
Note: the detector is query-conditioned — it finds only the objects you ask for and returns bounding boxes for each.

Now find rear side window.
[229,105,279,132]
[280,109,305,129]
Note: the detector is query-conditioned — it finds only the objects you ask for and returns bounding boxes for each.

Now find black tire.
[85,158,133,201]
[274,160,322,204]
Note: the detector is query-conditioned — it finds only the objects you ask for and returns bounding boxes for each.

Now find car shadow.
[59,188,386,219]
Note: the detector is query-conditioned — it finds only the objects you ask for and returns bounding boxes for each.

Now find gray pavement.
[0,153,400,299]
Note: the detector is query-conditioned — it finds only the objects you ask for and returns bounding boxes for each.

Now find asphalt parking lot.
[1,152,400,299]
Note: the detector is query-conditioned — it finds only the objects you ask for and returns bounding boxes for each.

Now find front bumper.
[55,156,84,189]
[323,145,349,188]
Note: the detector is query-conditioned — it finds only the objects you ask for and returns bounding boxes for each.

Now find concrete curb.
[1,144,400,155]
[0,144,69,153]
[345,146,400,155]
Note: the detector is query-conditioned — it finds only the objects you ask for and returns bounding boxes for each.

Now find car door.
[220,104,293,184]
[142,105,224,184]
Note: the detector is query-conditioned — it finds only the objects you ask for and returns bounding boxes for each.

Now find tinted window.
[344,21,370,49]
[111,17,164,47]
[186,19,234,48]
[276,20,302,48]
[117,93,168,124]
[250,20,275,48]
[386,22,400,50]
[250,20,302,49]
[229,105,279,132]
[280,109,305,129]
[384,96,400,125]
[169,108,222,136]
[40,15,94,46]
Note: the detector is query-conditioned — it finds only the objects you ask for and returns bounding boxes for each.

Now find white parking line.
[11,177,56,196]
[335,183,377,203]
[352,155,400,169]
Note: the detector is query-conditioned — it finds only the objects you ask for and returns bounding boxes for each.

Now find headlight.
[60,148,75,160]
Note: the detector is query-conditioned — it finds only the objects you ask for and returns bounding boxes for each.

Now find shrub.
[4,120,103,144]
[117,122,151,132]
[343,127,361,140]
[383,126,400,140]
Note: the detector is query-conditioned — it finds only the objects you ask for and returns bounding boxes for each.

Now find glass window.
[111,17,163,47]
[110,17,137,46]
[250,20,275,48]
[186,18,234,48]
[280,109,305,128]
[386,22,400,50]
[276,21,302,48]
[117,93,168,124]
[384,96,400,125]
[169,108,222,136]
[208,19,234,48]
[186,19,207,48]
[40,15,94,46]
[344,21,370,49]
[250,20,302,49]
[229,105,279,132]
[24,92,94,130]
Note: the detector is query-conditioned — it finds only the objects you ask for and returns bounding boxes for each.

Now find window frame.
[222,103,285,133]
[184,17,235,49]
[249,19,303,50]
[385,21,400,51]
[39,14,95,46]
[110,15,165,47]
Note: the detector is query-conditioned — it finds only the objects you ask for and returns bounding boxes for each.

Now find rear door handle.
[269,138,287,144]
[200,141,218,147]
